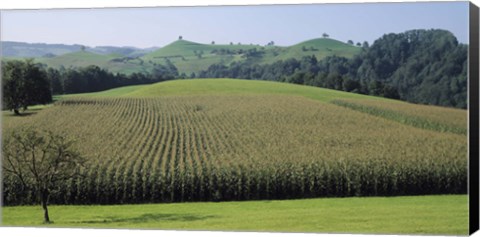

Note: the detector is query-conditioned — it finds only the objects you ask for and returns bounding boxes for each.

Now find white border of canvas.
[0,1,478,237]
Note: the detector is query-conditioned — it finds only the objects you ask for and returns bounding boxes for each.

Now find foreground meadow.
[2,195,468,235]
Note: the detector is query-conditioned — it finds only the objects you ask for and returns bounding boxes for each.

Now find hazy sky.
[0,2,469,48]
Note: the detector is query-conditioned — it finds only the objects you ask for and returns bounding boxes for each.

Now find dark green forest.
[46,60,179,95]
[1,61,179,113]
[199,29,468,108]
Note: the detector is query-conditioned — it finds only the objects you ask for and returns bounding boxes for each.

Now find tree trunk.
[13,108,20,115]
[41,190,51,224]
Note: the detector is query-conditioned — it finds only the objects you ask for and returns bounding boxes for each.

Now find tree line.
[48,61,178,95]
[2,60,179,114]
[198,29,468,108]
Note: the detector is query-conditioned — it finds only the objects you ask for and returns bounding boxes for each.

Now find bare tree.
[2,127,85,223]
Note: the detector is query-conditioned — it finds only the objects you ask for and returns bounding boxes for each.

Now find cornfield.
[331,99,467,135]
[2,95,467,205]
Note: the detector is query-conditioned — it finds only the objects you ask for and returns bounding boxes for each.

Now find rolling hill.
[1,41,84,58]
[141,38,361,74]
[71,78,372,101]
[142,38,359,61]
[258,38,361,64]
[60,78,467,135]
[1,41,156,58]
[3,38,361,75]
[142,39,258,59]
[37,51,117,68]
[36,50,154,75]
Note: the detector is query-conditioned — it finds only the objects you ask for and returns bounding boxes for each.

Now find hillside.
[3,37,361,75]
[1,41,155,58]
[1,41,84,58]
[60,78,379,101]
[37,51,116,68]
[4,79,467,207]
[142,38,360,74]
[143,40,258,59]
[36,51,154,75]
[259,38,360,64]
[61,79,467,134]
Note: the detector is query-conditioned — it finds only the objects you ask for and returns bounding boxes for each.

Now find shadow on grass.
[3,111,38,117]
[74,213,217,224]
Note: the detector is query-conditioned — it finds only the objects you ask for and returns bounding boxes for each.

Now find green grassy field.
[2,195,468,235]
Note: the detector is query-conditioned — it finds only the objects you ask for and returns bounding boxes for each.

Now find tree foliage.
[1,59,52,115]
[2,58,179,98]
[2,127,85,223]
[353,29,467,107]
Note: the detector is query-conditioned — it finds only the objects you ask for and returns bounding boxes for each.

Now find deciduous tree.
[2,127,85,223]
[2,59,52,115]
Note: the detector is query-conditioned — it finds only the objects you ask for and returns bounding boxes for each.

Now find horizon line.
[1,28,468,50]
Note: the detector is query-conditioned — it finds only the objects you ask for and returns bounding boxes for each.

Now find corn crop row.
[2,95,467,205]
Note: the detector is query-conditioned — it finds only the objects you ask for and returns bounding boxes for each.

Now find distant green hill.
[4,38,361,75]
[36,51,154,75]
[2,41,156,58]
[142,40,261,74]
[271,38,360,62]
[141,38,360,74]
[38,51,116,68]
[143,40,258,59]
[1,41,84,58]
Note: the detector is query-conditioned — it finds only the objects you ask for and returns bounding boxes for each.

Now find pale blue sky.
[0,2,469,48]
